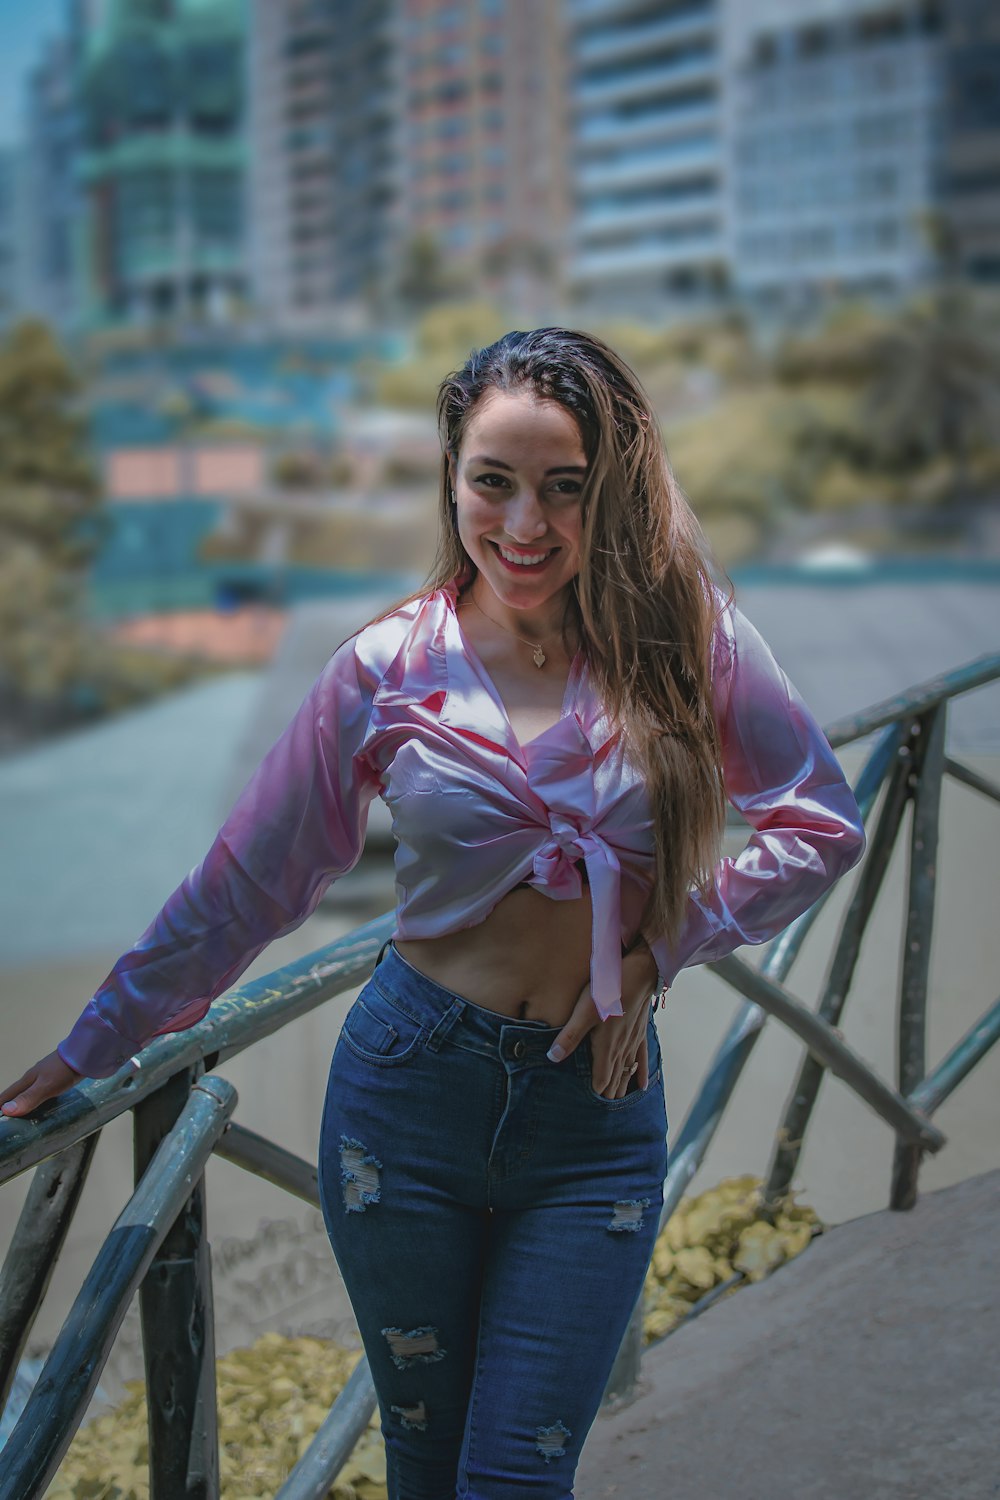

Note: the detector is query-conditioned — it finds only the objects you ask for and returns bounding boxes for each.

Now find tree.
[397,233,468,313]
[0,321,102,725]
[859,289,1000,499]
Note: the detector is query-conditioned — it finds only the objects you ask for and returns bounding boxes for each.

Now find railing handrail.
[1,651,997,1185]
[2,648,998,1497]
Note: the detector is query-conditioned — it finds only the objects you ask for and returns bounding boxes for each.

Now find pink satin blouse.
[59,577,865,1078]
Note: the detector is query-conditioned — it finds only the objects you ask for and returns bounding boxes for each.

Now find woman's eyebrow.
[467,455,588,475]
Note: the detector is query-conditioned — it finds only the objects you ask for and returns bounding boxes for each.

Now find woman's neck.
[466,578,574,649]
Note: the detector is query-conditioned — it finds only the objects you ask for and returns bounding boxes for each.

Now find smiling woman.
[1,328,865,1497]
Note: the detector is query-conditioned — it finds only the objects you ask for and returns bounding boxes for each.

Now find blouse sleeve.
[58,637,383,1078]
[644,600,866,992]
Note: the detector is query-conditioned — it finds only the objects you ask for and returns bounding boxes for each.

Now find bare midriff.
[395,883,595,1025]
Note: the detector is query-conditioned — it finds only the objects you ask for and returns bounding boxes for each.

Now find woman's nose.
[504,488,547,542]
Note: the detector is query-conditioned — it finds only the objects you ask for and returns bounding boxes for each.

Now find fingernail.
[546,1043,566,1063]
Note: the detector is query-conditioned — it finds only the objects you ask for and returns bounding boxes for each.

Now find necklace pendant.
[532,645,546,669]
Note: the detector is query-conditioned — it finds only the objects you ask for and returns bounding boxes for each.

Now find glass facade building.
[566,0,728,314]
[727,1,947,316]
[78,0,247,326]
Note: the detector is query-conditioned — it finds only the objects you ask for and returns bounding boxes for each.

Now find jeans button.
[512,1040,526,1059]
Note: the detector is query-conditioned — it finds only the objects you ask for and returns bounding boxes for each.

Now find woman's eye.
[475,473,509,490]
[550,480,582,497]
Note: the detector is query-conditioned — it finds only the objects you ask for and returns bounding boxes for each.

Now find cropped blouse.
[58,577,866,1078]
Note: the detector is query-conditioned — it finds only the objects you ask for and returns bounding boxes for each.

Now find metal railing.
[1,651,997,1498]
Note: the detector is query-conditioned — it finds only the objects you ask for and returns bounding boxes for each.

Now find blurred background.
[1,0,999,1410]
[0,0,998,745]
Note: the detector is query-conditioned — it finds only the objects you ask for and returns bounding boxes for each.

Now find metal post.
[765,734,914,1206]
[0,1076,236,1500]
[891,705,946,1209]
[134,1066,220,1500]
[0,1137,99,1413]
[601,1297,645,1410]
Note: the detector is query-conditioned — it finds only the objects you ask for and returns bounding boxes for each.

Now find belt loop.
[375,939,391,968]
[426,997,465,1052]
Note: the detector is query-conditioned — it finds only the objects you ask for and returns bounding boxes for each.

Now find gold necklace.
[468,594,558,669]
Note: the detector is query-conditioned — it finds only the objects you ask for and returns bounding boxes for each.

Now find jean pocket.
[579,1017,663,1108]
[340,982,429,1068]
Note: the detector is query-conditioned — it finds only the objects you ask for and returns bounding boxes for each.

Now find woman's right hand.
[1,1051,84,1119]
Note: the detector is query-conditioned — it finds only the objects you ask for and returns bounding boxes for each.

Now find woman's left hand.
[546,944,661,1098]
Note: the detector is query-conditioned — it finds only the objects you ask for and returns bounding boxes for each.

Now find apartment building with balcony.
[397,0,567,308]
[17,6,86,330]
[247,0,566,322]
[726,1,947,317]
[248,0,340,325]
[566,0,728,316]
[77,0,247,327]
[940,0,1000,283]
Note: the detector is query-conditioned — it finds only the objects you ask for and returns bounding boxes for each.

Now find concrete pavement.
[578,1169,1000,1500]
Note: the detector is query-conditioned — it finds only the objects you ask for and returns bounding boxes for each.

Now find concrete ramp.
[578,1169,1000,1500]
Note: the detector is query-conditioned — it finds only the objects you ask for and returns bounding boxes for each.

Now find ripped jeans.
[317,942,668,1499]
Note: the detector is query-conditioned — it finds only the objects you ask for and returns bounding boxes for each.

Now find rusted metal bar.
[213,1122,320,1208]
[891,704,947,1211]
[657,1003,765,1232]
[760,721,904,981]
[645,1272,748,1351]
[822,653,999,750]
[764,731,915,1205]
[0,1137,99,1415]
[0,1076,236,1500]
[0,912,393,1188]
[273,1355,377,1500]
[908,995,1000,1118]
[603,1296,644,1409]
[944,756,1000,806]
[655,723,902,1235]
[134,1067,219,1500]
[712,955,944,1152]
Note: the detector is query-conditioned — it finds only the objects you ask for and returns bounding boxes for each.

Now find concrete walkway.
[578,1169,1000,1500]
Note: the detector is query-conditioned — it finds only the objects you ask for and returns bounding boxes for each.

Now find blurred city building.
[566,0,727,316]
[75,0,247,327]
[941,0,1000,283]
[18,7,85,329]
[248,0,340,326]
[248,0,566,326]
[727,0,946,321]
[0,149,21,330]
[5,0,998,334]
[395,0,567,313]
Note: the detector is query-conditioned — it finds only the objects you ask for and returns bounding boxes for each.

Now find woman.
[1,329,865,1496]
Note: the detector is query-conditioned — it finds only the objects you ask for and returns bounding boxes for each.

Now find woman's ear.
[446,452,456,502]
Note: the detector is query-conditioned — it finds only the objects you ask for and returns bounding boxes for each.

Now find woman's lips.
[487,540,558,572]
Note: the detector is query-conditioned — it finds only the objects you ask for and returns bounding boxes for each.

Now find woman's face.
[451,387,587,622]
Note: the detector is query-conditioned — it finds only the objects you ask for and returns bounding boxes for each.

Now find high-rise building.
[940,0,1000,284]
[248,0,340,325]
[565,0,728,316]
[726,1,947,318]
[18,10,85,330]
[247,0,567,325]
[77,0,247,326]
[0,150,22,330]
[397,0,567,310]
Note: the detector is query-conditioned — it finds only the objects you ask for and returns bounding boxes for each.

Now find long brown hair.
[418,327,730,953]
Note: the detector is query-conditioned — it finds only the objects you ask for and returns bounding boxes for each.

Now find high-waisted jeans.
[317,942,669,1499]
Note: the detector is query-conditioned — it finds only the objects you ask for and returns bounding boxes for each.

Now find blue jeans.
[317,943,669,1499]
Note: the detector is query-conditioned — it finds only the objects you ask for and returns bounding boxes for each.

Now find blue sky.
[0,0,69,150]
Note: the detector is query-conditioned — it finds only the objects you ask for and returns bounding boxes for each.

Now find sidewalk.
[578,1169,1000,1500]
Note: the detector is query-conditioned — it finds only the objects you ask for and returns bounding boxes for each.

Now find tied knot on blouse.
[532,813,623,1011]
